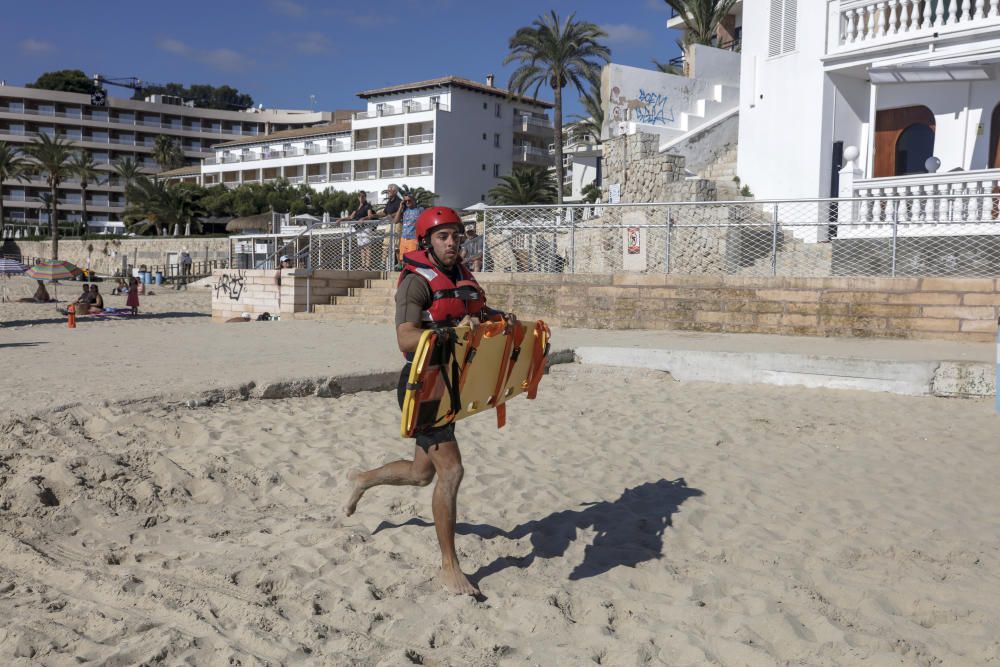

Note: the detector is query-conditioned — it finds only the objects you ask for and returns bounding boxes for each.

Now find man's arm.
[396,321,424,355]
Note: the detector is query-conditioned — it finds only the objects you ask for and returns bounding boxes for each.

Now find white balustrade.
[833,0,999,51]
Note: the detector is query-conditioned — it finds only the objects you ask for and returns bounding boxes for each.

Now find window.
[430,96,440,107]
[768,0,797,57]
[495,103,501,117]
[482,133,487,140]
[482,164,487,171]
[483,102,488,110]
[493,133,501,148]
[376,103,385,116]
[493,164,500,177]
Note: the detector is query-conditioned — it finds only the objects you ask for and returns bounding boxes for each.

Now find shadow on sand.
[0,311,210,328]
[373,478,703,584]
[0,342,47,348]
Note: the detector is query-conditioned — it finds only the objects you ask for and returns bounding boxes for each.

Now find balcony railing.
[380,136,405,147]
[516,114,553,129]
[380,167,404,178]
[0,105,260,136]
[830,0,1000,54]
[286,175,305,183]
[355,170,377,180]
[353,102,448,120]
[407,165,433,176]
[354,139,378,150]
[330,173,351,182]
[514,146,553,164]
[407,133,434,144]
[307,174,327,183]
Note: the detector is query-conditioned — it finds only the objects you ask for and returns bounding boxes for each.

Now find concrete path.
[2,317,995,417]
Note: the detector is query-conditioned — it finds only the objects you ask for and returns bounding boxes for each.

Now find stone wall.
[474,273,999,343]
[602,131,717,203]
[4,237,230,275]
[211,269,382,321]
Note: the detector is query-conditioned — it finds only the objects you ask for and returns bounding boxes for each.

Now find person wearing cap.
[345,206,506,596]
[279,255,292,269]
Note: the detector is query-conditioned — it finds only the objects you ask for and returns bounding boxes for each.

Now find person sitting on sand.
[345,206,507,597]
[76,284,105,315]
[17,280,54,303]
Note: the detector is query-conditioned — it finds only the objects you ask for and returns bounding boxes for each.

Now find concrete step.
[329,295,396,307]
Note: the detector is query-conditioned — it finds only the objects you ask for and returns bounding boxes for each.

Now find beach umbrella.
[0,258,27,303]
[26,259,82,304]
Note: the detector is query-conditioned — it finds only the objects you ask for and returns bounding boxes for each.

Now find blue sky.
[2,0,681,118]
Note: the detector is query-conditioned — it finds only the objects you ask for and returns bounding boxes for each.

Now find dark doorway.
[989,102,1000,169]
[895,123,935,175]
[828,140,844,239]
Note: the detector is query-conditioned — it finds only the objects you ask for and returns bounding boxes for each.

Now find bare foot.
[437,563,480,596]
[344,469,367,517]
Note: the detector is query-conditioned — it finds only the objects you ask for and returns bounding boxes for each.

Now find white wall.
[737,0,831,200]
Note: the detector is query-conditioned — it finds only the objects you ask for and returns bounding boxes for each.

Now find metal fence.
[230,220,399,272]
[480,195,1000,278]
[229,194,1000,278]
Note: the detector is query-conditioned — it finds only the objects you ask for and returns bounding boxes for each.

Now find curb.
[573,346,996,399]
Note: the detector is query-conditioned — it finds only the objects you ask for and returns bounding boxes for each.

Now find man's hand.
[457,315,480,333]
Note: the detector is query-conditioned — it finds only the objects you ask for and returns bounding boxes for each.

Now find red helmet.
[416,206,463,243]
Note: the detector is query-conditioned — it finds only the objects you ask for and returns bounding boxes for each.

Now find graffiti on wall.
[609,86,676,130]
[214,270,247,301]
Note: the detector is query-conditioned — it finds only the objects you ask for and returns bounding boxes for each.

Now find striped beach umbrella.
[26,259,82,281]
[0,258,28,275]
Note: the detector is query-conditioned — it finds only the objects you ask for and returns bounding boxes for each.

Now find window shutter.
[782,0,798,53]
[768,0,783,57]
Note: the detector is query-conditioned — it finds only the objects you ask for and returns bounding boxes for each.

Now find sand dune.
[1,365,998,665]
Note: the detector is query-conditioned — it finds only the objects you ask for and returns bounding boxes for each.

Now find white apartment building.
[200,76,554,207]
[0,84,335,227]
[560,122,602,201]
[738,0,1000,213]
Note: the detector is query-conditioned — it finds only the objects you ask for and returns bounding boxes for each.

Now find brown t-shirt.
[394,274,432,327]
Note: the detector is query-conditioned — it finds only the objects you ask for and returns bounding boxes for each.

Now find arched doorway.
[874,105,935,177]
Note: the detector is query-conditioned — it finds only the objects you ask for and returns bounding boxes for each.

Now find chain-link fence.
[230,220,399,272]
[481,194,1000,278]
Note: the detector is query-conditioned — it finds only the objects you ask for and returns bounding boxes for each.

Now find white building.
[0,84,334,227]
[201,76,554,207]
[560,122,602,201]
[738,0,1000,208]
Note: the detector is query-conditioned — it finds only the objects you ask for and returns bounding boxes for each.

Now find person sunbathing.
[17,280,55,303]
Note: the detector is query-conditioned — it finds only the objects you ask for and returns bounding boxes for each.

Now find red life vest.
[397,249,487,328]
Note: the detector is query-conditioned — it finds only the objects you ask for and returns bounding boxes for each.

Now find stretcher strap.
[525,320,550,400]
[434,329,462,426]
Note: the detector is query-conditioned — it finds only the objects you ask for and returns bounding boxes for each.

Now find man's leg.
[425,440,479,596]
[344,445,435,516]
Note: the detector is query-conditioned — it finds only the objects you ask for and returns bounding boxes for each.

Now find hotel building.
[0,83,336,228]
[199,76,555,207]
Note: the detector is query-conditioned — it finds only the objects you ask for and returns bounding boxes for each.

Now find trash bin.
[155,271,163,286]
[141,271,150,284]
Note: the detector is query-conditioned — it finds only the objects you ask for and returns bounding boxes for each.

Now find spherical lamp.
[924,156,941,173]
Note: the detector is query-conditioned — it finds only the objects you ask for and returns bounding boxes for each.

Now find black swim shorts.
[397,364,456,452]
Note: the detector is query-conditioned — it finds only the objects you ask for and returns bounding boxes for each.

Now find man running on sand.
[345,206,505,596]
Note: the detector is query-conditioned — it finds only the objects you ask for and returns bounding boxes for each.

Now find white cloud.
[269,0,305,16]
[19,38,54,55]
[156,38,252,72]
[601,24,651,45]
[294,31,332,54]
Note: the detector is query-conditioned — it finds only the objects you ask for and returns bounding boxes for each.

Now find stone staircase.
[698,146,740,200]
[301,277,398,323]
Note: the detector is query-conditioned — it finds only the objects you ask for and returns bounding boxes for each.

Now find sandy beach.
[2,274,999,665]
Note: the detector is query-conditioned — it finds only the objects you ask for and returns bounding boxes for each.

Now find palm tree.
[124,175,173,235]
[488,167,558,205]
[581,181,602,204]
[0,141,31,229]
[663,0,739,47]
[113,155,142,188]
[152,134,185,172]
[569,76,604,146]
[69,150,102,234]
[505,11,610,204]
[24,133,77,259]
[398,184,438,208]
[651,58,683,75]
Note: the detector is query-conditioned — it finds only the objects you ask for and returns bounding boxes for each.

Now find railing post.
[890,199,899,277]
[771,203,779,276]
[570,212,576,274]
[483,209,490,272]
[664,206,672,273]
